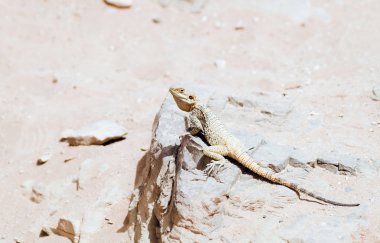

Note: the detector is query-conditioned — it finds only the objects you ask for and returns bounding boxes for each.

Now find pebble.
[370,85,380,101]
[234,21,245,30]
[14,237,22,243]
[103,0,132,8]
[152,17,161,24]
[106,218,114,225]
[36,153,52,165]
[214,59,226,69]
[64,157,75,163]
[284,82,303,90]
[309,111,319,116]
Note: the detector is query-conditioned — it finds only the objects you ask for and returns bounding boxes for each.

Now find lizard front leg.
[203,145,230,175]
[186,114,203,135]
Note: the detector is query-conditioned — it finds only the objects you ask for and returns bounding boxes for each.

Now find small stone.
[49,210,58,216]
[234,21,245,30]
[40,226,53,236]
[284,82,302,90]
[309,111,319,116]
[105,217,114,224]
[36,153,52,165]
[103,0,132,8]
[64,157,75,163]
[214,59,226,69]
[30,183,47,203]
[60,120,127,146]
[49,217,81,243]
[370,85,380,101]
[152,17,161,24]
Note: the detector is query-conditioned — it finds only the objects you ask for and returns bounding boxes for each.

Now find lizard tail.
[237,152,360,207]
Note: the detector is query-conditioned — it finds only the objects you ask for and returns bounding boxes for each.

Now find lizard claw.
[204,160,229,176]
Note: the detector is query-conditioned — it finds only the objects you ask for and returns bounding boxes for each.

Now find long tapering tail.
[236,152,359,207]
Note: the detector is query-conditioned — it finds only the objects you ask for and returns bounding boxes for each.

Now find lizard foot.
[204,159,230,176]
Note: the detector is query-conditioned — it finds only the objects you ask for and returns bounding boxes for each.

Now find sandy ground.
[0,0,379,242]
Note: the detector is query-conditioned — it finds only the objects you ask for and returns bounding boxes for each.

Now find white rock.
[60,120,127,146]
[103,0,132,8]
[125,86,369,242]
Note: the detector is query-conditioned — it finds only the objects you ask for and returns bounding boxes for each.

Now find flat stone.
[51,217,81,243]
[60,120,127,146]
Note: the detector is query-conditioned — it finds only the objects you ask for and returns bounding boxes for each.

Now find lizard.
[169,87,359,207]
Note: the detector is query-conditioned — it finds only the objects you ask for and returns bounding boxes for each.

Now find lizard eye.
[179,89,184,93]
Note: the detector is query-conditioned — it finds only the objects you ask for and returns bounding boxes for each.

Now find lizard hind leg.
[203,145,231,176]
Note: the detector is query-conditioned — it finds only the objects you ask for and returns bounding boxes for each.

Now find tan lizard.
[169,87,359,207]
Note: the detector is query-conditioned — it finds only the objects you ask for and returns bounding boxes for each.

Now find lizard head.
[169,87,197,112]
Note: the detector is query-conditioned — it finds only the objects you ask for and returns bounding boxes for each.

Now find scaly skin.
[169,87,359,207]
